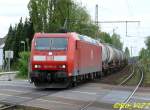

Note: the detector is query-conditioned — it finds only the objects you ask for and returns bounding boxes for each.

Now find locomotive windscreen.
[35,38,67,50]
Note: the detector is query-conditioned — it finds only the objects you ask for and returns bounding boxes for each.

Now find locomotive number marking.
[47,56,54,61]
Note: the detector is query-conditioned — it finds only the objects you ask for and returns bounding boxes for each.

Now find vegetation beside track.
[139,63,150,87]
[125,65,141,86]
[100,65,132,85]
[100,63,150,87]
[16,52,30,79]
[139,36,150,87]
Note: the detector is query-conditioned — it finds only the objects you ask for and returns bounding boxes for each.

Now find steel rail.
[0,89,58,110]
[119,65,135,85]
[119,64,144,110]
[0,104,16,110]
[0,71,19,75]
[79,64,143,110]
[79,65,132,110]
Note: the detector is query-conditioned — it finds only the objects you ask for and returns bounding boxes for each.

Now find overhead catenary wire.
[95,20,140,37]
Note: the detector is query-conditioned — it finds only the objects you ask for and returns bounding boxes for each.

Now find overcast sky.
[0,0,29,38]
[0,0,150,56]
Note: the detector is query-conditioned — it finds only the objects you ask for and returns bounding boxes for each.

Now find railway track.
[99,65,132,85]
[118,64,144,110]
[0,64,144,110]
[78,66,132,110]
[79,64,144,110]
[0,104,16,110]
[0,89,58,110]
[119,65,135,86]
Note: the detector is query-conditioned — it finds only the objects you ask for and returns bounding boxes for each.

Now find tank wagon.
[29,32,102,88]
[99,43,127,74]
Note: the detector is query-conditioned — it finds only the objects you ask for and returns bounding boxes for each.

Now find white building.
[0,38,5,70]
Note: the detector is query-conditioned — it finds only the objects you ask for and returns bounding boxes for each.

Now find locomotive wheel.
[71,76,78,87]
[72,81,77,87]
[34,81,44,89]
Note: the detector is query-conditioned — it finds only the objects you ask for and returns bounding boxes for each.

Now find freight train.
[29,32,127,88]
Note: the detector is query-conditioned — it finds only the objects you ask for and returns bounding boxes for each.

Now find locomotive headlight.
[34,65,41,68]
[35,65,38,68]
[62,65,66,68]
[68,73,72,76]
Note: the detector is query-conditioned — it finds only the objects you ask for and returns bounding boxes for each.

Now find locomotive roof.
[34,32,98,45]
[34,33,68,38]
[78,34,98,45]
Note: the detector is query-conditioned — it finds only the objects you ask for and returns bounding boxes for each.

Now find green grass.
[126,68,140,85]
[112,66,133,85]
[112,65,142,86]
[145,72,150,84]
[15,73,28,79]
[142,65,150,87]
[119,64,150,87]
[114,74,130,84]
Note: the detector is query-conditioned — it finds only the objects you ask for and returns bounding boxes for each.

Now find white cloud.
[0,16,28,38]
[0,0,29,6]
[0,0,29,37]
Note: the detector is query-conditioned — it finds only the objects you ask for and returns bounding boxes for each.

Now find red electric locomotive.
[29,32,102,88]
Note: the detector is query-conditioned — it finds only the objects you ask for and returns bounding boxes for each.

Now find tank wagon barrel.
[98,42,127,72]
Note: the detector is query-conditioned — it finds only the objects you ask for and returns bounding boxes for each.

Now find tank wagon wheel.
[104,71,108,76]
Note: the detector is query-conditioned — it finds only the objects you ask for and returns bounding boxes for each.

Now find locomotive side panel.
[76,40,102,75]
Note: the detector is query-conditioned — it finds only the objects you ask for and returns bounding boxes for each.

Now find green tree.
[5,0,100,64]
[145,36,150,50]
[23,18,34,50]
[139,37,150,86]
[139,48,147,60]
[28,0,43,32]
[139,36,150,60]
[4,18,34,61]
[14,18,24,59]
[111,33,123,50]
[99,32,112,44]
[4,25,14,50]
[17,52,30,78]
[139,36,150,63]
[28,0,99,37]
[125,47,130,58]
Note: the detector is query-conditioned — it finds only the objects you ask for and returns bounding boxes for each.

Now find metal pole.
[95,4,98,26]
[26,38,29,51]
[8,52,11,81]
[24,42,25,52]
[126,21,127,37]
[21,41,25,52]
[95,4,99,39]
[130,46,133,57]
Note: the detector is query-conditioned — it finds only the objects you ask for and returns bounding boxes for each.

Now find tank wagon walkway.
[0,79,150,110]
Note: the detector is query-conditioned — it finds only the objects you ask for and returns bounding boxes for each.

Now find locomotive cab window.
[35,37,67,50]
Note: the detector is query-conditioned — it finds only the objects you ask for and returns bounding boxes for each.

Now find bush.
[17,52,30,78]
